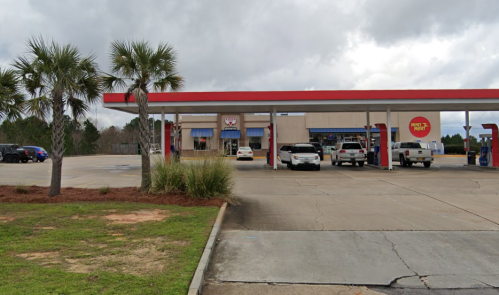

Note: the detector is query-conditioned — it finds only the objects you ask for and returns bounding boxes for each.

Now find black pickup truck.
[0,144,36,163]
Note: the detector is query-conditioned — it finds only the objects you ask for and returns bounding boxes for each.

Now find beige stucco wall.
[276,116,309,145]
[305,112,400,129]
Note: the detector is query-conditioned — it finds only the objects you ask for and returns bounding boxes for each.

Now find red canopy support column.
[164,123,172,158]
[375,123,388,168]
[482,123,499,167]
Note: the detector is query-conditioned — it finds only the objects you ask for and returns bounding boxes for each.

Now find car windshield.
[400,142,422,148]
[240,147,251,150]
[342,143,362,149]
[292,146,317,153]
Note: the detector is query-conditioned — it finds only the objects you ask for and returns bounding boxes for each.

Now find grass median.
[0,202,219,295]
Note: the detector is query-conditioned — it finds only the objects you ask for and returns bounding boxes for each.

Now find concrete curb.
[188,202,228,295]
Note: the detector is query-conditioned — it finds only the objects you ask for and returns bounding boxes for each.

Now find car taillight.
[359,150,364,153]
[405,150,409,156]
[339,150,346,153]
[25,150,28,155]
[249,151,252,154]
[321,148,324,152]
[238,151,242,154]
[37,151,43,154]
[431,151,434,156]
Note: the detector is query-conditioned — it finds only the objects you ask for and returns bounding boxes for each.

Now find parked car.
[0,144,35,163]
[331,142,366,167]
[22,146,49,162]
[281,143,320,170]
[392,142,433,168]
[236,146,253,160]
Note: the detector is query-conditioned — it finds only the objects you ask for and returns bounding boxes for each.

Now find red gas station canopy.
[103,89,499,114]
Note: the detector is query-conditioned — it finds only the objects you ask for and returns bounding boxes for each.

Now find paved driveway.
[205,157,499,294]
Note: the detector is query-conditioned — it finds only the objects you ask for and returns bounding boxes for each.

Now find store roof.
[103,89,499,114]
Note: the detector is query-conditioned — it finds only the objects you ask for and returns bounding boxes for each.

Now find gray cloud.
[0,0,498,130]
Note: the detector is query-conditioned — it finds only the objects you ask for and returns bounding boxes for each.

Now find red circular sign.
[409,117,431,138]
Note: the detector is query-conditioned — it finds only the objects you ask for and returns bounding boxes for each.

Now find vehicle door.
[392,142,400,159]
[278,145,289,162]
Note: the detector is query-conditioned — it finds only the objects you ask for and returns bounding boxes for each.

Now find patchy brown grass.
[0,185,224,207]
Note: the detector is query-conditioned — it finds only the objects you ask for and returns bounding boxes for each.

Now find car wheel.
[358,161,364,167]
[316,165,321,171]
[13,155,20,163]
[424,162,431,168]
[400,155,407,167]
[39,159,45,162]
[33,157,38,162]
[352,161,357,166]
[320,156,324,161]
[337,157,342,166]
[21,159,28,163]
[287,163,291,168]
[4,155,13,163]
[331,158,335,165]
[407,162,413,166]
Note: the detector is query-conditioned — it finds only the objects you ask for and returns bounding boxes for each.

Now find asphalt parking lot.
[1,155,499,294]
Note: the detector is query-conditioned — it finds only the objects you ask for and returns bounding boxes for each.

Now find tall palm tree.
[0,66,24,120]
[103,40,184,192]
[13,37,101,196]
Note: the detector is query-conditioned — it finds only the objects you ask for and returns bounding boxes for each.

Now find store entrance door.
[224,139,239,156]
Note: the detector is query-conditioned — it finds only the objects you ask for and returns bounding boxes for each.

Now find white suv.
[331,142,366,167]
[282,144,321,170]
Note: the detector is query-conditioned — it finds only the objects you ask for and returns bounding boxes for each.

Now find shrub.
[14,185,29,194]
[151,157,185,194]
[184,157,234,200]
[99,186,110,195]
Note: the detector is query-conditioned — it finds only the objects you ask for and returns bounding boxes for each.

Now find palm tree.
[0,66,25,120]
[13,37,101,196]
[103,40,184,192]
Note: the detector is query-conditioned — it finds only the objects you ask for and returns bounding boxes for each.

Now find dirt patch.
[17,252,61,266]
[0,216,15,223]
[34,226,56,230]
[0,185,224,207]
[104,209,169,224]
[65,242,175,276]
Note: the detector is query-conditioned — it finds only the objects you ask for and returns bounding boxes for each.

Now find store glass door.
[224,139,239,156]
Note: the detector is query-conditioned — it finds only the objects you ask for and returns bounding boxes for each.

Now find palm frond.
[23,95,51,121]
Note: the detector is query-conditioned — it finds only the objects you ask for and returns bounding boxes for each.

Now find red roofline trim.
[103,89,499,104]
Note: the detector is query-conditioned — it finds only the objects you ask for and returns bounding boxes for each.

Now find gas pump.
[479,134,493,167]
[373,135,381,166]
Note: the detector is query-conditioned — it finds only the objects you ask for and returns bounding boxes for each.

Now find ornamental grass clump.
[151,157,186,194]
[184,157,234,200]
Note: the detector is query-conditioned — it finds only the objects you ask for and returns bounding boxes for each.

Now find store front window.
[249,137,262,150]
[194,137,210,150]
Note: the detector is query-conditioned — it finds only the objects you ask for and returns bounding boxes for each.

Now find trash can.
[266,151,270,165]
[367,151,375,165]
[467,151,476,165]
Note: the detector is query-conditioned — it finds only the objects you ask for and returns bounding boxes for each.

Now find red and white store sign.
[224,117,237,127]
[409,117,431,138]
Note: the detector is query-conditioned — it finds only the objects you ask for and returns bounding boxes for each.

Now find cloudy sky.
[1,0,498,137]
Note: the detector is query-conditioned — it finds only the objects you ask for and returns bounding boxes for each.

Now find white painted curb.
[188,202,227,295]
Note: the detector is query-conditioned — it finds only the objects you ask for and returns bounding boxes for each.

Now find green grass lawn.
[0,202,219,295]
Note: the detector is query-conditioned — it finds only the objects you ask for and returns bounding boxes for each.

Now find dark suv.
[308,142,324,160]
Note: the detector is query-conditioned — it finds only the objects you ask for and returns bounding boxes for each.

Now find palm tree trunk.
[136,90,151,192]
[48,94,64,196]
